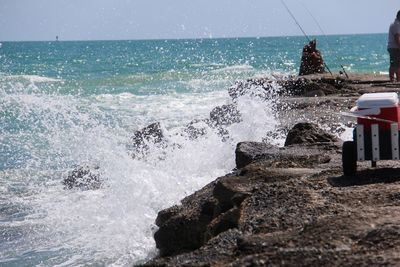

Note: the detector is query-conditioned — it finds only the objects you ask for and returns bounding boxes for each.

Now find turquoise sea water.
[0,34,389,95]
[0,33,389,266]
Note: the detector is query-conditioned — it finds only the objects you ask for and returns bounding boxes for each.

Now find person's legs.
[389,48,398,81]
[390,66,396,82]
[396,67,400,82]
[389,48,400,82]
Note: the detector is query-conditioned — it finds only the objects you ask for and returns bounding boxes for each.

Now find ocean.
[0,33,389,266]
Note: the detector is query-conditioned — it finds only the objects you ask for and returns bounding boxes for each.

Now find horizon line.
[0,32,386,43]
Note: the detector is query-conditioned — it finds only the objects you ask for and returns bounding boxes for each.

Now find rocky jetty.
[139,73,400,266]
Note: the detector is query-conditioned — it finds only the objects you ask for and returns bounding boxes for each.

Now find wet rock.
[130,122,166,158]
[230,76,340,99]
[153,182,216,257]
[155,205,183,227]
[235,141,332,169]
[141,73,400,267]
[238,179,324,235]
[63,165,102,190]
[303,89,325,97]
[213,176,253,213]
[152,174,246,258]
[131,122,164,147]
[143,229,243,267]
[209,104,242,127]
[154,210,212,256]
[153,123,335,260]
[153,171,255,258]
[285,80,337,96]
[151,166,325,260]
[182,119,209,140]
[181,104,241,142]
[284,122,339,146]
[204,207,241,242]
[235,142,277,168]
[305,82,337,96]
[228,78,279,101]
[358,224,400,249]
[277,77,310,96]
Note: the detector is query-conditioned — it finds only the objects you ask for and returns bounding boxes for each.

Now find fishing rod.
[280,0,310,42]
[300,1,349,78]
[280,0,333,76]
[314,108,396,124]
[340,112,396,124]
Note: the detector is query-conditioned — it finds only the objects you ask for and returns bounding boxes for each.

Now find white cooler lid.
[356,92,399,108]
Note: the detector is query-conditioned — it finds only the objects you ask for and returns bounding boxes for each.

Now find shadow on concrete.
[328,168,400,187]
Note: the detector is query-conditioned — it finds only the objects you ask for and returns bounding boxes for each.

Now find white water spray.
[0,74,282,266]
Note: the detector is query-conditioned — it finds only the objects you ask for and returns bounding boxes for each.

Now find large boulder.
[154,182,217,257]
[153,171,258,257]
[284,122,339,146]
[148,164,327,265]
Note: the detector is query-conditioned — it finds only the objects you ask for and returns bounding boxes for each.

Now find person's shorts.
[388,48,400,68]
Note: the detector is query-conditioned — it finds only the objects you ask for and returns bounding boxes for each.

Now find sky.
[0,0,399,41]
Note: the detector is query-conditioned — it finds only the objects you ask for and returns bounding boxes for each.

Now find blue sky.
[0,0,398,41]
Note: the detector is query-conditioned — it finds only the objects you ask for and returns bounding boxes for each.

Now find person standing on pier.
[299,39,325,76]
[388,10,400,82]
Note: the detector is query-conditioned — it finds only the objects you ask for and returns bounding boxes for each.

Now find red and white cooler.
[351,92,400,162]
[353,92,400,131]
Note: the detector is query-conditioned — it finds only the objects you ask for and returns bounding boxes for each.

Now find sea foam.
[0,78,282,266]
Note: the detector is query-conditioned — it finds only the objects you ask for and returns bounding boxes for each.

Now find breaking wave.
[0,75,282,266]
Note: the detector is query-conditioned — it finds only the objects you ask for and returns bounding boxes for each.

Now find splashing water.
[0,34,386,265]
[0,78,281,266]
